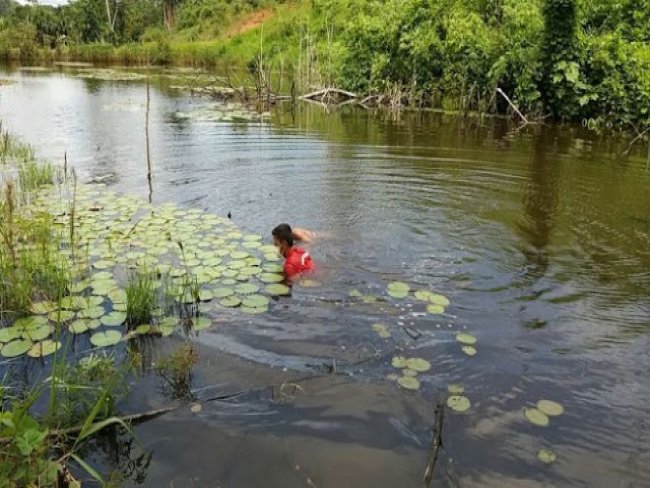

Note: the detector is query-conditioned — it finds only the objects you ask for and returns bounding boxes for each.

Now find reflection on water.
[1,66,649,487]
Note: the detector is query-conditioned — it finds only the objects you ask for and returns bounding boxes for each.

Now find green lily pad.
[31,301,56,314]
[524,407,550,427]
[371,323,391,339]
[1,339,33,358]
[112,302,127,312]
[362,295,378,304]
[397,376,420,390]
[402,368,418,377]
[92,260,115,270]
[69,318,100,334]
[537,400,564,417]
[108,289,127,304]
[230,251,249,260]
[192,317,212,330]
[242,295,269,308]
[134,324,152,335]
[260,273,284,283]
[79,306,105,319]
[456,333,477,345]
[228,260,247,270]
[447,395,471,412]
[391,356,407,368]
[386,373,399,381]
[47,310,75,322]
[220,297,242,308]
[90,330,123,347]
[213,287,234,298]
[448,384,465,394]
[235,283,259,295]
[14,316,48,330]
[198,289,214,301]
[297,279,321,288]
[101,312,126,326]
[387,281,410,298]
[427,304,446,314]
[266,284,290,296]
[405,357,431,372]
[0,327,22,343]
[461,345,477,356]
[22,325,51,341]
[537,449,556,464]
[348,289,362,298]
[415,290,450,307]
[27,340,61,358]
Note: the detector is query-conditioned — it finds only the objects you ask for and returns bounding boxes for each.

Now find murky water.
[1,66,649,487]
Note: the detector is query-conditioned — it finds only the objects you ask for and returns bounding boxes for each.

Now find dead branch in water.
[422,401,445,487]
[145,81,153,203]
[496,87,528,124]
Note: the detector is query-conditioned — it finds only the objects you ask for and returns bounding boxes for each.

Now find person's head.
[272,223,293,255]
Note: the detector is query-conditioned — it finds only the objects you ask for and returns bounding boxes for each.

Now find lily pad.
[537,400,564,417]
[220,297,242,308]
[456,333,477,345]
[31,301,56,314]
[235,283,259,295]
[427,304,446,314]
[22,325,51,342]
[101,312,126,326]
[391,356,407,368]
[397,376,420,390]
[213,287,234,298]
[14,316,49,330]
[447,395,471,412]
[402,368,418,377]
[371,323,391,339]
[192,317,212,330]
[461,345,477,356]
[448,384,465,394]
[537,448,556,464]
[69,319,100,334]
[0,327,21,343]
[1,339,33,358]
[134,324,152,335]
[524,407,550,427]
[348,289,362,298]
[266,283,290,296]
[92,260,115,270]
[198,289,214,301]
[405,357,431,372]
[260,273,284,283]
[27,340,61,358]
[387,281,410,299]
[47,310,75,322]
[297,279,321,288]
[386,373,399,381]
[90,330,123,347]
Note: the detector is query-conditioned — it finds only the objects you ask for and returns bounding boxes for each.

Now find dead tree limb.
[496,87,528,125]
[422,401,445,487]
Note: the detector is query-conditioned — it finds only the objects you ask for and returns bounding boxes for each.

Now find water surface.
[1,66,649,487]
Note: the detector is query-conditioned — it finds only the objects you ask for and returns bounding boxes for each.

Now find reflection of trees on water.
[517,129,563,283]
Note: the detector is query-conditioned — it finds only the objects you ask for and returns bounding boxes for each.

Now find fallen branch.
[300,87,358,102]
[622,127,650,156]
[496,87,528,125]
[422,401,445,487]
[0,406,176,444]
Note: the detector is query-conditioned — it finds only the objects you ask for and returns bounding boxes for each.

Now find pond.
[1,65,649,487]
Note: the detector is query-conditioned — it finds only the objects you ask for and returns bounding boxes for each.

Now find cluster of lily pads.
[74,69,147,82]
[350,282,450,315]
[524,399,565,464]
[387,355,432,391]
[174,106,271,124]
[456,332,477,356]
[0,183,290,359]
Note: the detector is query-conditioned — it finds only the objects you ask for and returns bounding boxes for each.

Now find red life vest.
[284,246,314,279]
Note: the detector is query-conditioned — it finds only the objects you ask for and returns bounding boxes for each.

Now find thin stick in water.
[496,87,528,125]
[145,81,153,203]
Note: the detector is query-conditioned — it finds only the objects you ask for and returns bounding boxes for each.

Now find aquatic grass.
[126,269,158,327]
[155,342,198,400]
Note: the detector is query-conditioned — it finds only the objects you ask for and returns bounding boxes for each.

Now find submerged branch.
[422,401,445,487]
[496,88,528,125]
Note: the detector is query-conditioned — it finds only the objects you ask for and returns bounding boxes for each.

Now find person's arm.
[292,227,314,243]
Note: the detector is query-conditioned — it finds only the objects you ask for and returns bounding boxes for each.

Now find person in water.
[272,223,315,281]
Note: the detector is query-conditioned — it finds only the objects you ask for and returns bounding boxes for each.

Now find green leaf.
[70,453,104,485]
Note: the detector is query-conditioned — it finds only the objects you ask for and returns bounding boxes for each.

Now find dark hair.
[272,223,294,246]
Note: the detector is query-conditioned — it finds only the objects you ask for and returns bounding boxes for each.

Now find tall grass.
[126,269,157,326]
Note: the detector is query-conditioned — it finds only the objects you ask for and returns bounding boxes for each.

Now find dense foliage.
[0,0,648,128]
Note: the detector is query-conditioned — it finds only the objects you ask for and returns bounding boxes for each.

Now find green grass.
[125,269,157,326]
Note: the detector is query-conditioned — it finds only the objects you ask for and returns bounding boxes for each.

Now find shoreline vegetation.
[0,0,648,131]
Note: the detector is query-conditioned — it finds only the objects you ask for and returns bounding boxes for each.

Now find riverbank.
[2,0,649,130]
